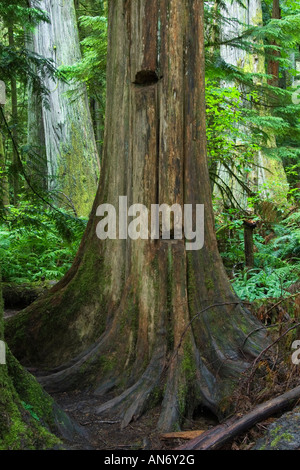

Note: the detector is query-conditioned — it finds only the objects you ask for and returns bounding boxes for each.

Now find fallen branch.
[263,292,300,319]
[176,385,300,450]
[160,430,205,441]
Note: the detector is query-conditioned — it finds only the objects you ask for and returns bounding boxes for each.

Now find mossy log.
[3,281,56,310]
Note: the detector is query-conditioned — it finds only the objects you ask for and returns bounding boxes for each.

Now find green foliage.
[206,81,259,163]
[206,80,261,205]
[218,206,300,301]
[205,0,300,200]
[21,401,40,421]
[232,265,299,301]
[60,14,107,92]
[0,202,86,283]
[0,1,57,103]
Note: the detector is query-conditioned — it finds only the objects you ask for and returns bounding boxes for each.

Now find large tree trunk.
[7,0,268,432]
[27,0,100,217]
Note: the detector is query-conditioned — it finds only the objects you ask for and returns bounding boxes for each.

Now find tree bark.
[8,25,20,205]
[267,0,281,87]
[26,36,48,192]
[27,0,100,217]
[7,0,268,432]
[244,220,257,269]
[0,131,9,207]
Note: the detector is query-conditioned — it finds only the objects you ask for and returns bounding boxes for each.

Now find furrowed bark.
[27,0,100,217]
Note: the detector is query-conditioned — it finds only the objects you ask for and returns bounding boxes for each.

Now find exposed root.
[96,348,166,428]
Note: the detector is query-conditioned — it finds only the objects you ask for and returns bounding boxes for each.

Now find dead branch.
[246,322,300,394]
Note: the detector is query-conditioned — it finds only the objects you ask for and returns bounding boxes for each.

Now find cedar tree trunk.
[6,0,268,432]
[267,0,281,87]
[27,0,100,217]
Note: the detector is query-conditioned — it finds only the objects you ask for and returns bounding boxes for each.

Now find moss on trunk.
[0,271,64,449]
[0,349,63,450]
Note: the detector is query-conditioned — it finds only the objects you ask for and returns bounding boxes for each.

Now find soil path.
[52,389,217,451]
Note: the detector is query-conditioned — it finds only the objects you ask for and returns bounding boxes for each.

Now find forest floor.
[52,388,278,451]
[52,389,219,451]
[52,390,255,451]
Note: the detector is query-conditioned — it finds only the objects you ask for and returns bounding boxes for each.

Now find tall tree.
[216,0,289,208]
[267,0,281,87]
[0,131,9,207]
[0,1,58,205]
[7,24,20,204]
[7,0,267,431]
[28,0,100,217]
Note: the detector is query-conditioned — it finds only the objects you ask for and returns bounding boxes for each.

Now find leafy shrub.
[0,202,87,283]
[218,208,300,301]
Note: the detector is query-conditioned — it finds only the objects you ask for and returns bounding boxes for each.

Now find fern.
[0,202,86,283]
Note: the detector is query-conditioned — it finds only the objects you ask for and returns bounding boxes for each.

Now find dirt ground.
[51,388,276,451]
[52,389,220,451]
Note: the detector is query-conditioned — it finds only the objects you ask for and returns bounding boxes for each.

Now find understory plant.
[0,201,86,283]
[217,205,300,301]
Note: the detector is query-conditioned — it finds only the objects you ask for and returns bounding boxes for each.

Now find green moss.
[270,426,293,449]
[56,122,99,218]
[1,273,59,449]
[177,383,187,417]
[99,354,118,373]
[119,290,138,334]
[0,350,62,450]
[181,341,196,381]
[205,278,214,291]
[7,349,55,425]
[147,385,164,408]
[176,341,198,419]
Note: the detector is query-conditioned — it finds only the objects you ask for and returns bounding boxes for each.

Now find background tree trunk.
[7,0,268,432]
[26,30,47,192]
[267,0,281,87]
[0,132,9,206]
[8,25,20,205]
[217,0,288,209]
[28,0,100,217]
[244,220,257,269]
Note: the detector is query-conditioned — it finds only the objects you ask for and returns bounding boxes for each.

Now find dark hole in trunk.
[134,70,159,86]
